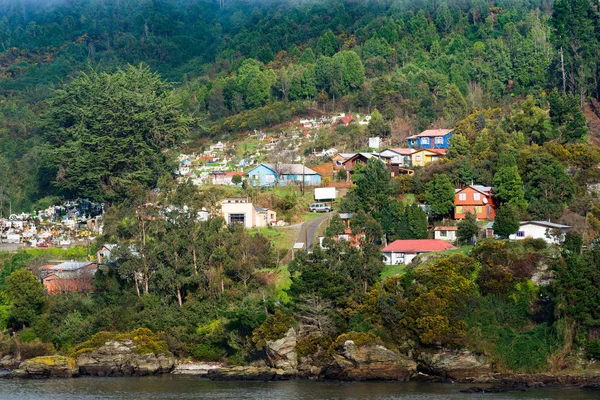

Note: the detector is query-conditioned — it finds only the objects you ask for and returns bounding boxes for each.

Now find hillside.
[0,0,597,210]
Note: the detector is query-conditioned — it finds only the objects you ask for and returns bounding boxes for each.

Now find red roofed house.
[454,185,496,220]
[382,239,456,265]
[339,113,355,125]
[211,171,244,185]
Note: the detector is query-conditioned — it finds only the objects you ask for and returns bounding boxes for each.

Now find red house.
[454,185,496,220]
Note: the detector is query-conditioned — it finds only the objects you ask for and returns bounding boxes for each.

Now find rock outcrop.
[265,328,298,371]
[11,356,78,379]
[207,366,293,381]
[416,349,491,381]
[76,340,175,376]
[0,356,21,371]
[323,340,416,381]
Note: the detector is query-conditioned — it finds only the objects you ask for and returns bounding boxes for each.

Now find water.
[0,375,598,399]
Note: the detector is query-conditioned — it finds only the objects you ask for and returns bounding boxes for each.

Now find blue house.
[407,129,454,149]
[246,163,321,187]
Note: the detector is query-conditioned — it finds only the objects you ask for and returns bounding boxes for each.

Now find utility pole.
[301,158,305,196]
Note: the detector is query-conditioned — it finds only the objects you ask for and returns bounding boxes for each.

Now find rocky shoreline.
[1,334,599,389]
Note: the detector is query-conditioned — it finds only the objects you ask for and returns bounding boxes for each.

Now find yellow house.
[410,149,447,167]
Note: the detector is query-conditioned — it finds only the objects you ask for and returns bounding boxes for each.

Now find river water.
[0,375,599,400]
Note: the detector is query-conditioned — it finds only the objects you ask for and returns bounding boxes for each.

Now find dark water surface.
[0,375,599,399]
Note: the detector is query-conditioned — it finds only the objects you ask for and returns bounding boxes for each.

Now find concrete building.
[220,198,276,228]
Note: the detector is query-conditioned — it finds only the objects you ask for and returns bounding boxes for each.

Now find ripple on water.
[0,375,599,400]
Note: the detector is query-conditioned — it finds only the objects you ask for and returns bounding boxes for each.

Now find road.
[294,212,334,250]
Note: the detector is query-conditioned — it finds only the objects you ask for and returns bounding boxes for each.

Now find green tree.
[6,269,46,329]
[492,153,527,211]
[246,71,270,108]
[493,204,520,238]
[551,0,597,104]
[299,48,316,64]
[406,204,429,239]
[368,109,391,137]
[548,90,588,142]
[41,65,191,203]
[343,158,393,215]
[457,212,479,244]
[333,51,365,91]
[447,134,471,158]
[443,84,468,125]
[435,2,454,33]
[521,149,574,219]
[231,174,242,185]
[424,174,456,218]
[316,29,338,56]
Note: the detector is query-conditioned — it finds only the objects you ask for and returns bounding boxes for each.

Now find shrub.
[332,332,382,349]
[587,340,600,360]
[18,328,37,343]
[296,335,332,359]
[523,237,547,251]
[18,340,55,359]
[252,311,295,349]
[190,343,227,362]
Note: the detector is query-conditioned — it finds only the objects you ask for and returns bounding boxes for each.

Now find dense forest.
[0,0,597,210]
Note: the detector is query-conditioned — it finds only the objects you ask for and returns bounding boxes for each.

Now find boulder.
[207,366,293,381]
[416,349,491,381]
[11,356,78,379]
[324,340,416,381]
[265,328,298,371]
[76,340,175,376]
[0,356,21,371]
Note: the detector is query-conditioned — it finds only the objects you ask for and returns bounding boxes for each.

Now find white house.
[382,239,457,265]
[434,226,457,242]
[508,221,572,244]
[220,198,276,228]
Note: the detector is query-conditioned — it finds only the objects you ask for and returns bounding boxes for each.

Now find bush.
[332,332,382,349]
[18,328,37,343]
[190,343,227,361]
[296,335,332,359]
[523,238,547,251]
[252,311,295,349]
[587,340,600,360]
[19,340,55,360]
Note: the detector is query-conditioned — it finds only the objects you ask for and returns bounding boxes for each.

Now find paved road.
[295,212,334,250]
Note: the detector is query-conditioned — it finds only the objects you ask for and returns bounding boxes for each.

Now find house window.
[440,230,447,237]
[475,206,483,214]
[229,214,245,225]
[265,175,275,183]
[395,252,405,258]
[459,193,467,201]
[415,156,422,162]
[434,136,443,145]
[421,137,430,145]
[456,206,463,214]
[517,231,525,237]
[473,193,481,201]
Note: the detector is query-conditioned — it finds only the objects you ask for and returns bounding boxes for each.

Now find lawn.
[380,263,406,280]
[251,225,298,255]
